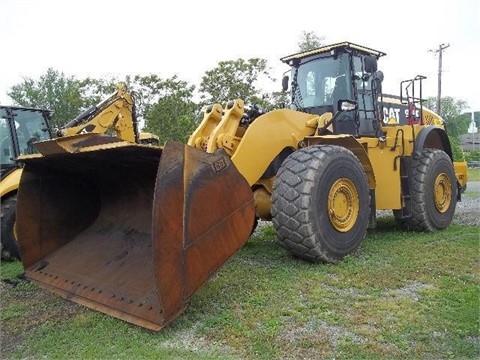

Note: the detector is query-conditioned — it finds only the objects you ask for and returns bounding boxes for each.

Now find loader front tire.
[398,149,457,231]
[272,145,370,263]
[1,195,20,261]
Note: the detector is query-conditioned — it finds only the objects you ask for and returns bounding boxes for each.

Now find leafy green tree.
[79,77,121,105]
[199,58,274,109]
[465,149,480,162]
[198,34,329,113]
[424,96,470,161]
[129,74,166,117]
[263,91,290,110]
[7,68,86,128]
[136,75,198,144]
[7,69,122,129]
[425,96,469,137]
[297,31,325,52]
[7,70,199,143]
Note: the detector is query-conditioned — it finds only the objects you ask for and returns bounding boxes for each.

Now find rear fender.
[415,126,468,194]
[414,126,453,160]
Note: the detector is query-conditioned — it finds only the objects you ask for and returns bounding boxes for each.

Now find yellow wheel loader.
[15,42,468,331]
[1,106,53,260]
[1,83,158,260]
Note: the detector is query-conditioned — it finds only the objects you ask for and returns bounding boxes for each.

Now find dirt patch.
[276,319,367,359]
[386,281,432,302]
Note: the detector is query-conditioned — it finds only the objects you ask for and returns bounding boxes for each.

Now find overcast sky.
[1,0,479,112]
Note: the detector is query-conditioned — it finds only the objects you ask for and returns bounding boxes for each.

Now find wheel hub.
[434,172,452,213]
[328,178,359,232]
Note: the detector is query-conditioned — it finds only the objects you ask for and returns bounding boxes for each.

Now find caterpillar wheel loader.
[15,42,468,331]
[0,83,159,261]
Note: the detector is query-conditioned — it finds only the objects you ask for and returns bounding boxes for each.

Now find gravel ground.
[451,181,480,227]
[256,181,480,231]
[374,181,479,227]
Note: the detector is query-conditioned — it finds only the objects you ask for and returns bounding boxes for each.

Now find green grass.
[468,167,480,181]
[1,219,479,359]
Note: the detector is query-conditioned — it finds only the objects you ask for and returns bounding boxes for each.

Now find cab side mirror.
[364,56,378,73]
[373,70,384,93]
[282,75,289,92]
[374,70,384,82]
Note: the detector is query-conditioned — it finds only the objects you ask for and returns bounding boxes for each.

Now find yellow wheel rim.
[327,178,359,232]
[434,172,452,213]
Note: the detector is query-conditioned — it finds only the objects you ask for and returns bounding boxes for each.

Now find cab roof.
[0,105,52,114]
[280,42,386,64]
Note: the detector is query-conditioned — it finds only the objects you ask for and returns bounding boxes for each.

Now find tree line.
[6,31,475,160]
[7,64,283,145]
[4,31,319,144]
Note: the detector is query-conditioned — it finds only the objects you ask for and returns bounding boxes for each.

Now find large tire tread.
[399,149,457,232]
[272,145,369,263]
[1,195,20,261]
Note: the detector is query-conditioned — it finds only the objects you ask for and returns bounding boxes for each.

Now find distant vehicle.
[1,83,160,260]
[1,105,53,260]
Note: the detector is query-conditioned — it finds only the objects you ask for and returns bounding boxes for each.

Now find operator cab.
[0,106,52,178]
[281,42,386,137]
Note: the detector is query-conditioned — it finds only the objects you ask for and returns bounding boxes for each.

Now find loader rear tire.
[397,149,457,231]
[272,145,370,263]
[1,196,20,261]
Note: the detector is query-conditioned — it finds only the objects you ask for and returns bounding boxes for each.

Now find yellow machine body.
[190,100,467,216]
[57,82,158,145]
[0,168,22,198]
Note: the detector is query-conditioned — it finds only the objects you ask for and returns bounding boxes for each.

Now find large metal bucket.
[16,135,255,331]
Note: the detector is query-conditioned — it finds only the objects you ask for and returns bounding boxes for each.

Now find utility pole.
[430,43,450,116]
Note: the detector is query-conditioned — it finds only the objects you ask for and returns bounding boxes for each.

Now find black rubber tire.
[393,210,407,228]
[250,217,259,235]
[396,149,457,231]
[271,145,370,263]
[1,195,20,261]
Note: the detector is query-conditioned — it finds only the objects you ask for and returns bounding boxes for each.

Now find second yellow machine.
[15,42,467,331]
[0,83,159,260]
